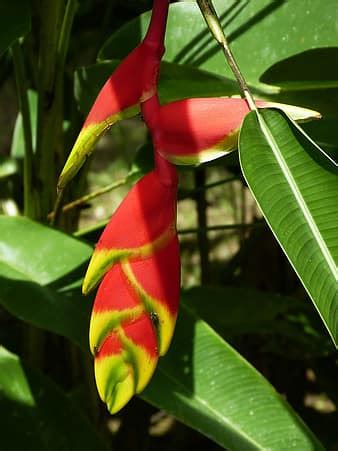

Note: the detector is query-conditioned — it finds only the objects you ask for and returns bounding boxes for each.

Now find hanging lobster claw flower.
[85,154,180,414]
[152,97,321,165]
[57,0,170,191]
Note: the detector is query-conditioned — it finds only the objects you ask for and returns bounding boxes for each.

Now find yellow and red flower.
[84,151,180,414]
[58,0,170,191]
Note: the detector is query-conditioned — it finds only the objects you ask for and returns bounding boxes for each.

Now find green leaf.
[182,285,294,336]
[239,109,338,346]
[11,90,37,158]
[99,0,338,90]
[0,0,30,56]
[0,347,108,451]
[182,286,333,359]
[0,216,92,348]
[260,48,338,154]
[260,48,338,91]
[0,217,323,448]
[0,155,19,179]
[74,60,236,116]
[142,305,324,450]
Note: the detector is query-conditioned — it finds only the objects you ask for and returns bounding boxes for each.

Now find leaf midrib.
[156,363,263,451]
[257,112,337,281]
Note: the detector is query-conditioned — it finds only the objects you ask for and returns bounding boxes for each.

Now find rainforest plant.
[0,0,337,450]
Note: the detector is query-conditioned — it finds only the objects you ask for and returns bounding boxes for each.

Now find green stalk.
[35,0,77,222]
[179,175,238,199]
[197,0,257,111]
[194,168,211,284]
[12,41,35,217]
[49,174,137,221]
[179,221,264,235]
[35,0,65,220]
[50,0,79,226]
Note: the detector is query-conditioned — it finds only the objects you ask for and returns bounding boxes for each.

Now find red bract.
[86,153,180,413]
[148,97,321,165]
[58,0,170,191]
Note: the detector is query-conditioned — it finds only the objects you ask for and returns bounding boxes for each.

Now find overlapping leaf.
[239,109,338,345]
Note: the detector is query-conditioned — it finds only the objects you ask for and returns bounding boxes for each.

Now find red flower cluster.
[58,0,319,413]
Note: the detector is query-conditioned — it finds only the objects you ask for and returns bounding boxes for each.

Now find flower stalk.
[197,0,257,111]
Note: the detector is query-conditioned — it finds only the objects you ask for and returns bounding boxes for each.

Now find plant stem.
[179,221,264,235]
[58,0,78,69]
[74,217,264,239]
[179,175,238,199]
[197,0,257,111]
[49,174,137,221]
[35,0,65,220]
[11,41,35,217]
[194,168,211,284]
[50,0,79,227]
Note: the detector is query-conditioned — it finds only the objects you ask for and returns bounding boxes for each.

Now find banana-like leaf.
[239,109,338,346]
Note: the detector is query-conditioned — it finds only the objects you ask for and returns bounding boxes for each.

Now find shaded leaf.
[99,0,338,89]
[0,347,108,451]
[0,216,92,348]
[0,0,30,56]
[142,305,324,450]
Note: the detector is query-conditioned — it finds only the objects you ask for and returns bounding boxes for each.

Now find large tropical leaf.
[99,0,338,90]
[143,304,323,450]
[239,109,338,345]
[0,216,92,348]
[97,0,338,157]
[0,216,323,449]
[0,347,109,451]
[0,0,30,56]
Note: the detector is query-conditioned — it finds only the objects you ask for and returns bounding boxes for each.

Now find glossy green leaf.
[0,216,323,448]
[142,304,324,450]
[74,60,237,116]
[99,0,338,90]
[0,347,108,451]
[0,216,92,348]
[0,0,30,56]
[239,109,338,345]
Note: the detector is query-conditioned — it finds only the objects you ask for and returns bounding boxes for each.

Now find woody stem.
[197,0,257,111]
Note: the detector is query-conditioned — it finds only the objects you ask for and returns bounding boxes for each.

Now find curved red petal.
[128,237,180,317]
[154,97,248,158]
[97,170,177,250]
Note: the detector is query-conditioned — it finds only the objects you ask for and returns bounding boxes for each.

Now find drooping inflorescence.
[58,0,320,414]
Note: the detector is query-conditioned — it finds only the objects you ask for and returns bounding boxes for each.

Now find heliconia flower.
[84,153,180,414]
[57,0,170,191]
[148,97,321,165]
